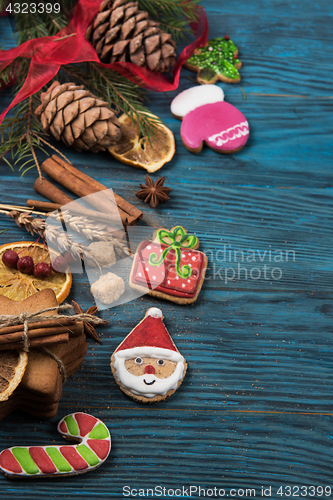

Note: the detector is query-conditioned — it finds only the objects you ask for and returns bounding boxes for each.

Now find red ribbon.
[0,0,208,125]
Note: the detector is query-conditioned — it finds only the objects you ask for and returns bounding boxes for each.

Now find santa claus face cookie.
[171,84,249,154]
[111,308,187,403]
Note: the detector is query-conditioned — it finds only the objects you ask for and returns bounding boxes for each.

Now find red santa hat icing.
[114,308,183,362]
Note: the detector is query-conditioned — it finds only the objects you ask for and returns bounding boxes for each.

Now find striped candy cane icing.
[0,412,111,477]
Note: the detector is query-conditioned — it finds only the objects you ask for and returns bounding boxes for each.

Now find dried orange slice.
[0,350,28,401]
[0,242,72,304]
[108,113,175,173]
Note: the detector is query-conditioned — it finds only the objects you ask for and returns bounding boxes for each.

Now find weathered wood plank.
[1,0,333,96]
[2,91,330,189]
[205,3,333,95]
[1,169,332,291]
[0,0,332,496]
[0,411,332,498]
[48,289,333,414]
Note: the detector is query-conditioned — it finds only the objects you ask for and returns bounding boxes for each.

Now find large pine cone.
[35,81,122,152]
[85,0,176,72]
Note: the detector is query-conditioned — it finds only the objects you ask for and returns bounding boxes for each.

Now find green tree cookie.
[185,35,242,85]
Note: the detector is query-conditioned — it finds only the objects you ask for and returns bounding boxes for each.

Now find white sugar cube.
[90,272,125,305]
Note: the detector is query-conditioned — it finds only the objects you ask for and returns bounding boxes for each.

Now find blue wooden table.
[0,0,333,498]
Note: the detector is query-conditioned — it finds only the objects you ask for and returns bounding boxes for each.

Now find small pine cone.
[35,81,122,152]
[85,0,176,73]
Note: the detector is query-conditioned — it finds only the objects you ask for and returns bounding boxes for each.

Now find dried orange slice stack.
[0,350,28,402]
[108,113,175,173]
[0,242,72,304]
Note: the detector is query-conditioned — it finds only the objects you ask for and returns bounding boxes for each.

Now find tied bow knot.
[148,226,198,279]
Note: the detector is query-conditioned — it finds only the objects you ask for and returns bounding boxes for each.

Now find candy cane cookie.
[0,412,111,477]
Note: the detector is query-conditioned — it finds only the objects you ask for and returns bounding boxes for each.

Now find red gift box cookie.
[129,226,208,304]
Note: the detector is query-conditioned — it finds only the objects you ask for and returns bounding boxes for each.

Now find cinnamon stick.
[53,155,142,224]
[34,176,74,206]
[41,155,142,226]
[27,200,63,211]
[33,178,120,223]
[0,333,69,351]
[0,322,83,344]
[0,317,77,336]
[41,157,125,220]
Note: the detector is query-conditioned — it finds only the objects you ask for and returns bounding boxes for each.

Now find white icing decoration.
[208,121,249,146]
[147,307,162,318]
[113,346,185,398]
[170,85,224,118]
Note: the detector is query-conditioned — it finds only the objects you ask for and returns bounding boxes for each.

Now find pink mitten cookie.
[111,308,187,403]
[0,412,111,478]
[171,84,249,154]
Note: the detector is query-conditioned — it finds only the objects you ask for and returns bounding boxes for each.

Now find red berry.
[2,250,19,269]
[51,255,68,273]
[224,34,230,40]
[17,256,34,274]
[63,251,81,265]
[33,263,51,279]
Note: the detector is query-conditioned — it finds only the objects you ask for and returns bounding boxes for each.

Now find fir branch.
[26,96,41,177]
[138,0,200,41]
[0,60,19,88]
[0,0,201,172]
[1,0,76,44]
[0,89,69,176]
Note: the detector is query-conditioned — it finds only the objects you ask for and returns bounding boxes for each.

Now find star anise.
[135,174,172,208]
[72,301,108,344]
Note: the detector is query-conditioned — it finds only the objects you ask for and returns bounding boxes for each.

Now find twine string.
[19,313,30,352]
[0,304,106,328]
[39,347,67,382]
[0,303,107,354]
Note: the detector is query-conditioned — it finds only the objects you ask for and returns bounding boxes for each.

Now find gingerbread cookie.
[0,290,87,421]
[129,226,208,305]
[171,85,249,154]
[185,35,242,84]
[111,308,187,403]
[0,412,111,477]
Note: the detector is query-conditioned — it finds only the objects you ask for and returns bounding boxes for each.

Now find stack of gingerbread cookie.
[0,289,88,421]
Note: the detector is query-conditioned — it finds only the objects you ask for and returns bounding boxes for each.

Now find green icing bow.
[148,226,198,279]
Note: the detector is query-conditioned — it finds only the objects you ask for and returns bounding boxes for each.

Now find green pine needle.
[138,0,200,41]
